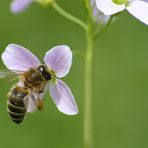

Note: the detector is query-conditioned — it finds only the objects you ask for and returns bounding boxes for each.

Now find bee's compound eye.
[38,65,44,72]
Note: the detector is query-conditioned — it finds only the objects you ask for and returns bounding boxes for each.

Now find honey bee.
[0,43,78,124]
[7,65,50,124]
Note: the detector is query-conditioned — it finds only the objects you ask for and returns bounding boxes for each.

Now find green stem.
[94,15,114,39]
[83,0,93,20]
[51,1,87,31]
[84,21,94,148]
[83,1,94,148]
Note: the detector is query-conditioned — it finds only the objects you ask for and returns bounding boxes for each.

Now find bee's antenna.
[38,54,45,65]
[50,72,60,79]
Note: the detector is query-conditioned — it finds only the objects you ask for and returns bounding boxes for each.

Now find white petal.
[2,44,40,73]
[95,0,125,15]
[126,0,148,25]
[10,0,32,13]
[49,79,78,115]
[44,45,72,78]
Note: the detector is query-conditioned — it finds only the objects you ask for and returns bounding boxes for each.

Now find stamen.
[112,0,128,5]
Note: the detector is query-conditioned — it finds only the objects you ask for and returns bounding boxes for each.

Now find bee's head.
[38,65,51,80]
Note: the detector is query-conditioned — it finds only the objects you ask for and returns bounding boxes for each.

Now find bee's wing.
[23,83,48,113]
[2,44,41,73]
[0,70,19,82]
[0,70,14,78]
[23,91,38,113]
[38,82,48,100]
[49,79,78,115]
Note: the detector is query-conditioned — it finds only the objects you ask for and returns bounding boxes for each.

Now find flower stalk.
[51,1,87,31]
[84,20,94,148]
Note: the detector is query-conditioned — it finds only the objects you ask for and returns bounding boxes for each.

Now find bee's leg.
[37,99,44,111]
[37,84,45,111]
[37,90,44,111]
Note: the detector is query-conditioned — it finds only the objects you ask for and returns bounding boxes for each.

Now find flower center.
[37,0,54,6]
[112,0,128,5]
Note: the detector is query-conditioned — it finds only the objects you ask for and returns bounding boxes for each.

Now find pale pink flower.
[2,44,78,115]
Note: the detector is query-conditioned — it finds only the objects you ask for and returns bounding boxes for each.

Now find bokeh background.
[0,0,148,148]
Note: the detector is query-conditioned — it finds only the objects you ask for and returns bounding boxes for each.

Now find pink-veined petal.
[44,45,72,78]
[126,0,148,25]
[10,0,32,13]
[1,44,40,73]
[95,0,125,15]
[49,79,78,115]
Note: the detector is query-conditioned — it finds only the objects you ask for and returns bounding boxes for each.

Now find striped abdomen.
[7,86,29,124]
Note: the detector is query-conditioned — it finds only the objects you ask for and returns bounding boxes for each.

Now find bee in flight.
[0,44,78,124]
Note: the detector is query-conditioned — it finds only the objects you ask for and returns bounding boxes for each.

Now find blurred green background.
[0,0,148,148]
